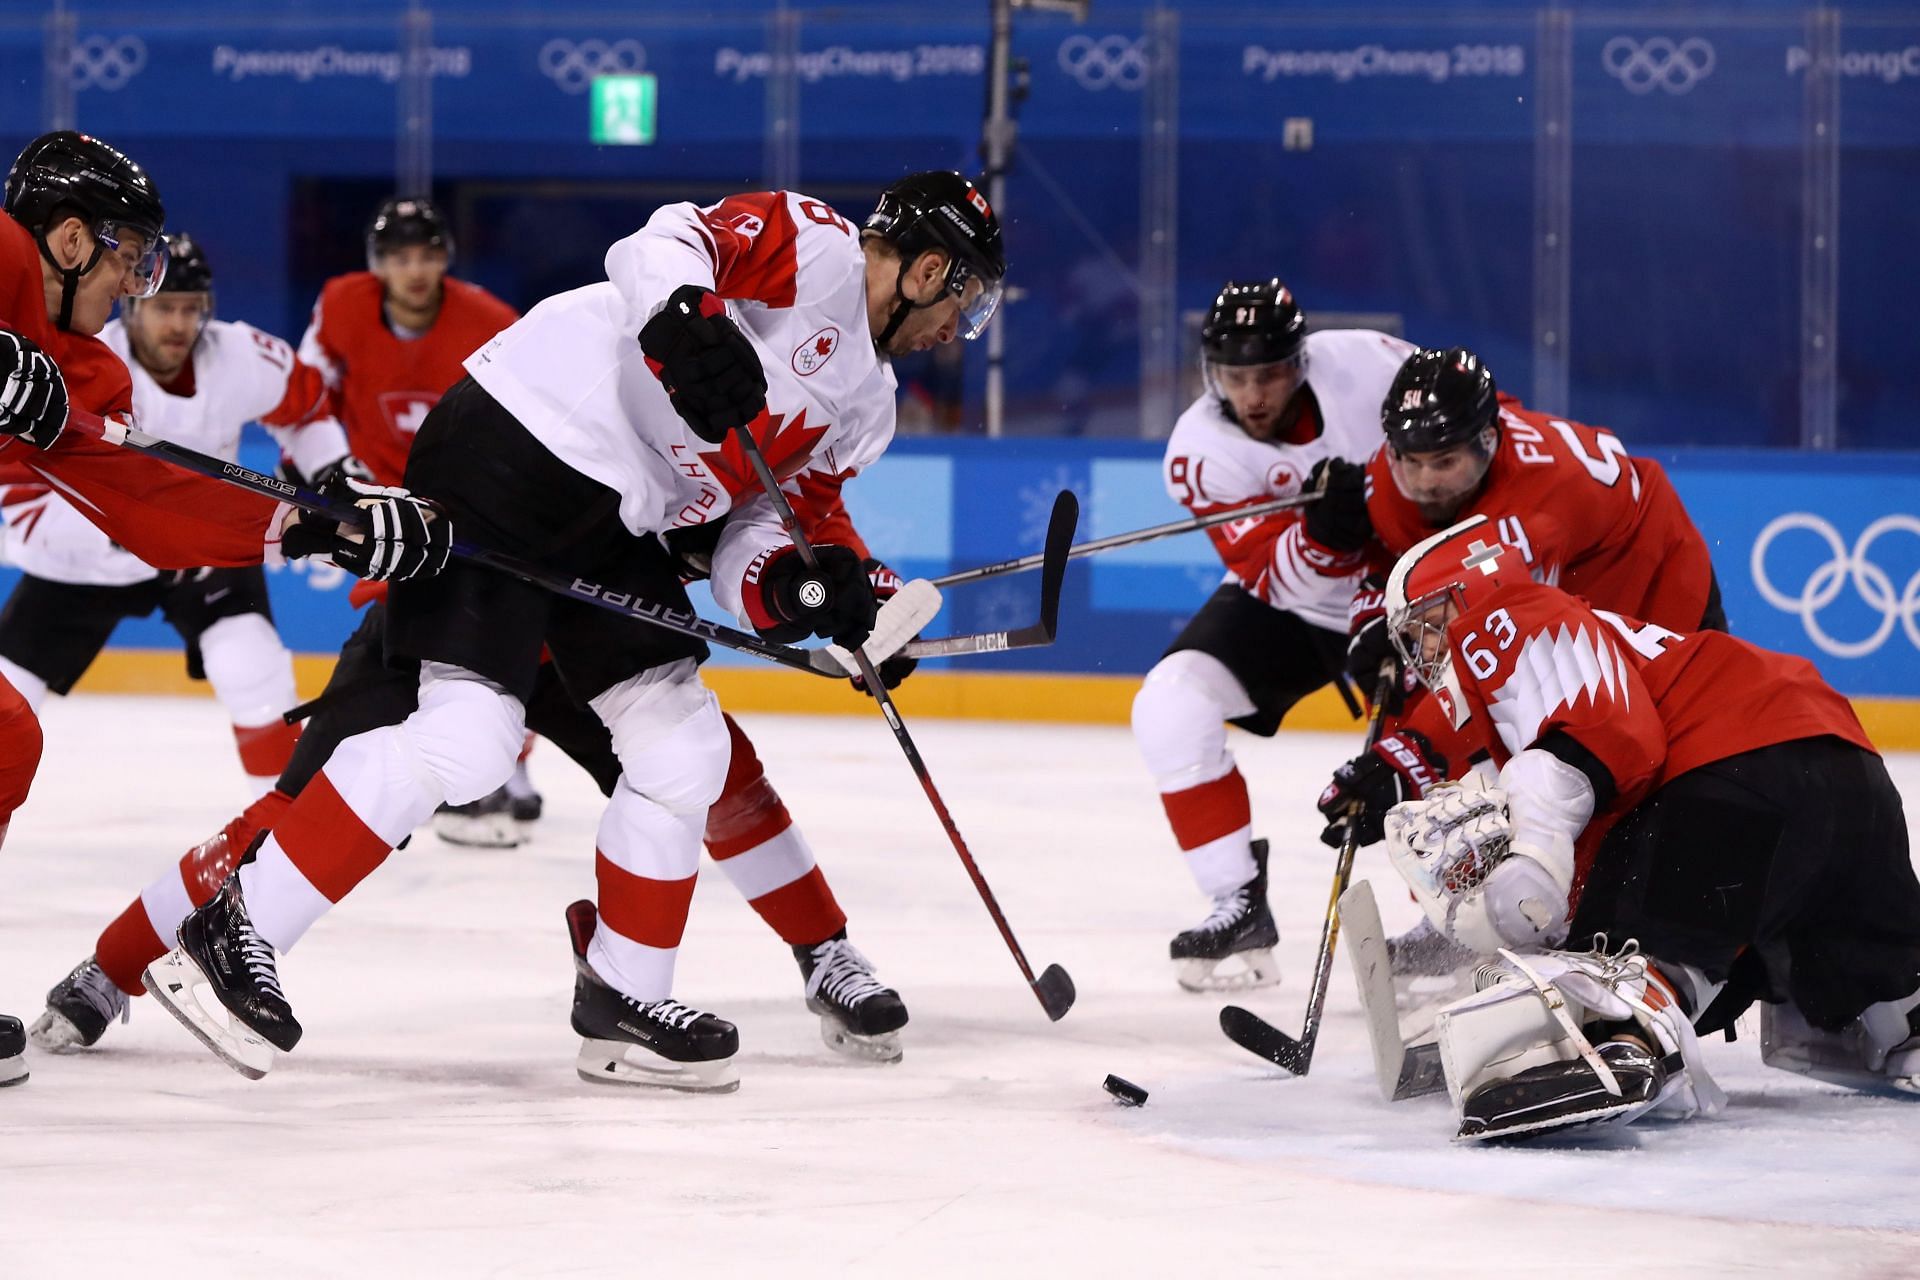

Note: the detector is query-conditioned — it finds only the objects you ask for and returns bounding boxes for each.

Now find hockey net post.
[727,417,1077,1022]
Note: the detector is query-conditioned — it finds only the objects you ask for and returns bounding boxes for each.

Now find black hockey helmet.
[157,231,212,294]
[1381,347,1500,455]
[365,195,453,267]
[1200,278,1306,368]
[863,171,1005,343]
[5,130,168,328]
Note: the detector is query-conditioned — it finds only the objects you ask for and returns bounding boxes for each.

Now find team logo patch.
[792,326,840,377]
[1266,462,1297,494]
[725,212,764,239]
[967,189,991,217]
[378,392,436,435]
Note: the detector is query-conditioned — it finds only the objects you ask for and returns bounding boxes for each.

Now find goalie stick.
[1219,663,1394,1076]
[729,416,1077,1022]
[1337,879,1447,1101]
[59,408,943,682]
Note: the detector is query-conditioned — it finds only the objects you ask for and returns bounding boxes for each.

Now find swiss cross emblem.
[792,326,840,376]
[1461,538,1507,575]
[967,189,991,217]
[378,392,436,435]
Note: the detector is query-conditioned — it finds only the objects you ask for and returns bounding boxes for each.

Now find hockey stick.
[729,418,1077,1021]
[1337,878,1447,1101]
[899,506,1070,660]
[930,492,1315,588]
[60,407,855,679]
[1219,662,1394,1075]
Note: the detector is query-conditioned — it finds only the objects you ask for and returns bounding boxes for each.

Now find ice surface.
[3,694,1918,1276]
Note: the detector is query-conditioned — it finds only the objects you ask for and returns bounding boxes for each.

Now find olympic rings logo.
[1058,35,1148,91]
[1750,512,1920,658]
[1602,36,1716,95]
[70,35,147,92]
[538,38,647,94]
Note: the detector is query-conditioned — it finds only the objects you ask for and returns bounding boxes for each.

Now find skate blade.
[1175,949,1281,994]
[26,1008,87,1054]
[574,1038,739,1093]
[143,952,276,1081]
[431,811,523,849]
[817,1016,903,1064]
[0,1055,26,1087]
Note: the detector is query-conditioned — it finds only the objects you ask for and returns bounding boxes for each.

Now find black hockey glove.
[638,284,767,445]
[1301,456,1371,556]
[281,472,452,583]
[1316,730,1448,849]
[851,559,918,697]
[0,329,68,450]
[747,544,877,650]
[1344,577,1415,715]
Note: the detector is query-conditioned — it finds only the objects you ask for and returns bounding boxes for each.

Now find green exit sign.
[591,73,657,145]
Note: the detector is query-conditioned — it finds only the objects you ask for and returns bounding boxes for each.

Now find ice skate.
[29,957,129,1052]
[145,874,300,1080]
[1170,838,1280,992]
[0,1015,26,1087]
[1386,916,1478,979]
[794,932,908,1063]
[505,758,543,823]
[432,785,522,848]
[565,900,739,1092]
[1456,1039,1671,1143]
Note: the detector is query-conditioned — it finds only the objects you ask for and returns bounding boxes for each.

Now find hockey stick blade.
[1033,963,1076,1022]
[1219,1005,1310,1076]
[898,490,1078,660]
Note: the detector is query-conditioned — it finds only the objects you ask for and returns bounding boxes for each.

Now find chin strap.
[873,259,943,351]
[36,232,105,332]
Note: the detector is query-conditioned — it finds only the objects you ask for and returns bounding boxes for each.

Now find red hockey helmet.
[1384,514,1532,692]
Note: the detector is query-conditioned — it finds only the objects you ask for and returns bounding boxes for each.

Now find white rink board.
[2,695,1918,1276]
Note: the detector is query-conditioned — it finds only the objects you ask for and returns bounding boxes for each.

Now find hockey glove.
[0,329,68,450]
[1317,729,1448,848]
[1344,579,1416,716]
[746,543,877,650]
[638,284,768,444]
[281,472,452,583]
[1301,456,1371,558]
[850,559,918,696]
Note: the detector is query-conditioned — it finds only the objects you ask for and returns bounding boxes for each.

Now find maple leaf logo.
[696,407,829,499]
[791,326,840,377]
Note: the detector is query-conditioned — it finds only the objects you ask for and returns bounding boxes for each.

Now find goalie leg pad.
[1760,991,1920,1097]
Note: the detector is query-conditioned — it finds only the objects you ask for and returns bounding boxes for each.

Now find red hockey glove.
[1317,730,1448,848]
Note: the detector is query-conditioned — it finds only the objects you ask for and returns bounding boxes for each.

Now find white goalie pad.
[825,578,944,677]
[1434,945,1724,1120]
[144,950,278,1081]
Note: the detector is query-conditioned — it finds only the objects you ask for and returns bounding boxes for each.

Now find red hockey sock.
[744,866,846,948]
[272,773,396,902]
[1158,766,1252,851]
[95,898,166,997]
[705,712,847,946]
[595,850,697,950]
[233,718,301,782]
[0,674,43,850]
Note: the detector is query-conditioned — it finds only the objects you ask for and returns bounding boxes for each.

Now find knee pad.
[401,663,525,806]
[197,613,298,727]
[1132,650,1253,790]
[0,655,48,715]
[591,658,729,815]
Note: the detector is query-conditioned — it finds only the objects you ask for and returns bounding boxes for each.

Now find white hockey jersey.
[1162,328,1414,631]
[2,318,342,586]
[464,190,896,620]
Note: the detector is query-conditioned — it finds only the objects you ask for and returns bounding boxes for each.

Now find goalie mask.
[1384,515,1532,723]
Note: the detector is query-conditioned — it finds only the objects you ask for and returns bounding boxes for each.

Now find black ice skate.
[1170,839,1281,992]
[794,932,909,1063]
[564,900,739,1092]
[0,1014,26,1087]
[1385,916,1479,980]
[29,956,130,1052]
[1456,1040,1672,1143]
[506,759,543,823]
[432,785,522,848]
[145,874,301,1080]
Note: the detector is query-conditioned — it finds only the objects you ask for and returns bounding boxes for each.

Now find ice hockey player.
[0,130,448,1086]
[1372,515,1918,1140]
[1313,346,1721,977]
[294,196,537,844]
[143,171,1004,1090]
[1131,279,1413,991]
[0,231,350,796]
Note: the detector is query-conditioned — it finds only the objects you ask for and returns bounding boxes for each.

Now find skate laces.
[65,959,130,1025]
[805,939,888,1007]
[635,997,702,1032]
[232,909,286,1002]
[1194,887,1251,936]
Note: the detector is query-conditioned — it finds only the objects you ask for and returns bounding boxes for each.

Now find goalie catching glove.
[280,471,452,583]
[638,284,768,445]
[745,543,877,650]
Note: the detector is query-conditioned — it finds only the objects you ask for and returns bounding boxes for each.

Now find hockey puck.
[1103,1074,1148,1107]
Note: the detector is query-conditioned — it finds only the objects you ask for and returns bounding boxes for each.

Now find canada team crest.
[792,326,839,377]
